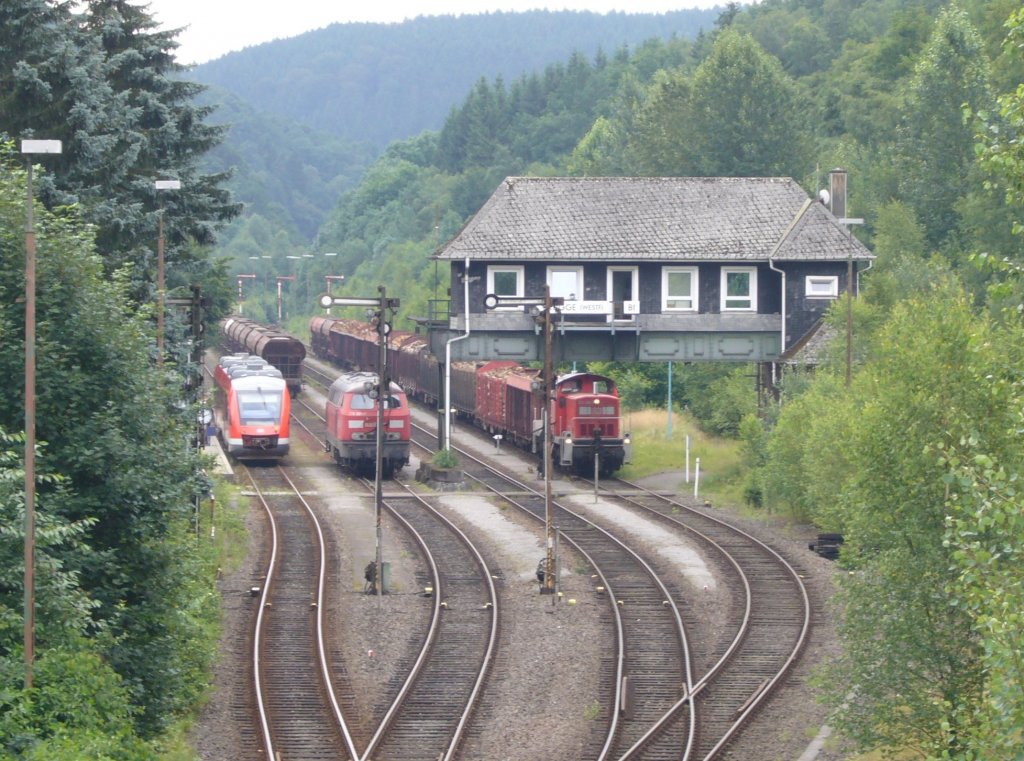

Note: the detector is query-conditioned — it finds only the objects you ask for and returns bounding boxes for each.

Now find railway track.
[408,425,696,761]
[604,479,812,760]
[359,483,500,760]
[282,374,501,760]
[244,465,360,761]
[256,351,813,759]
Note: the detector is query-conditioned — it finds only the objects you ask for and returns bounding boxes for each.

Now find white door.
[607,267,638,321]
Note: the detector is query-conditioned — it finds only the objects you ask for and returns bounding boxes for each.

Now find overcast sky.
[142,1,726,65]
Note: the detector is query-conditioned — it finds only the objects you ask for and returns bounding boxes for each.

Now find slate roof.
[434,176,874,262]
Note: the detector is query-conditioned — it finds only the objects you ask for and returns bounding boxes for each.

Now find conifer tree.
[0,0,239,300]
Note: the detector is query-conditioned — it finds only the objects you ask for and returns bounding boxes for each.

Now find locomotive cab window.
[350,394,402,410]
[350,394,375,410]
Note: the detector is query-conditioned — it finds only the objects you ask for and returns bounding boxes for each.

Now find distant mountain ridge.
[191,9,722,151]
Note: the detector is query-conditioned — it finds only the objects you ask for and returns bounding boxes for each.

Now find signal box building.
[429,176,873,364]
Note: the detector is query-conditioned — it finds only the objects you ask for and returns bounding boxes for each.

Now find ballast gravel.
[190,427,853,760]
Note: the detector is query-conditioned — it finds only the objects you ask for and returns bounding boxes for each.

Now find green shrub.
[432,449,460,468]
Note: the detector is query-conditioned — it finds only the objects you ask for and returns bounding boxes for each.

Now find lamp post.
[21,138,62,690]
[154,180,181,368]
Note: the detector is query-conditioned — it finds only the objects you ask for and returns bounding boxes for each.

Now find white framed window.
[486,265,524,310]
[547,265,584,301]
[721,266,757,311]
[805,275,839,298]
[662,267,699,312]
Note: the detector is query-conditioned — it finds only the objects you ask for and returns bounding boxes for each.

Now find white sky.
[143,1,724,65]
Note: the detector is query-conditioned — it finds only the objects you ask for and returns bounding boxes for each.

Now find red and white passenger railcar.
[324,371,411,478]
[213,354,291,460]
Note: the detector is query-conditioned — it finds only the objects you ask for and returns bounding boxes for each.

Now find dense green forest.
[190,9,722,150]
[194,8,721,261]
[2,0,1024,757]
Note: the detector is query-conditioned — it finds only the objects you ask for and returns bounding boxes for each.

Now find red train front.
[552,372,630,477]
[213,353,291,460]
[324,371,411,478]
[309,316,631,478]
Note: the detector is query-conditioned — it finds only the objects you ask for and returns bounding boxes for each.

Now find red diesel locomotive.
[549,371,630,477]
[309,317,630,476]
[324,371,411,478]
[213,353,291,460]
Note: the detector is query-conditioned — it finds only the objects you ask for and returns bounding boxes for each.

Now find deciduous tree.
[0,153,216,738]
[895,5,994,249]
[631,29,811,178]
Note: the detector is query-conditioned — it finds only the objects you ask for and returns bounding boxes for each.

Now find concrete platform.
[205,436,234,478]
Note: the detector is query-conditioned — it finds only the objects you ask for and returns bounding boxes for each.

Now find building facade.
[430,176,873,364]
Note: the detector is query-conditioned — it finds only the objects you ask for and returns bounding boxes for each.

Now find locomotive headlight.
[623,434,631,445]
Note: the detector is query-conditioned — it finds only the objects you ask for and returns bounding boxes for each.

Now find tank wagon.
[213,353,291,460]
[221,317,305,396]
[324,371,411,478]
[309,317,630,476]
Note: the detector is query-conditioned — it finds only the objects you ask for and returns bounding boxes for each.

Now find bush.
[432,449,460,468]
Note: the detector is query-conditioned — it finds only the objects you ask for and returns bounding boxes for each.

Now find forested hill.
[190,9,721,150]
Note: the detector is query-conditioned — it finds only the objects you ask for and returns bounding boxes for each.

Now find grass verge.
[617,407,746,508]
[156,475,250,760]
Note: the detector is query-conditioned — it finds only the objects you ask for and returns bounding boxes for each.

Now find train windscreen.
[238,390,283,424]
[349,394,403,410]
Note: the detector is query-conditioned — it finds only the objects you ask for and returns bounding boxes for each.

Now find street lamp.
[154,180,181,368]
[21,138,61,690]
